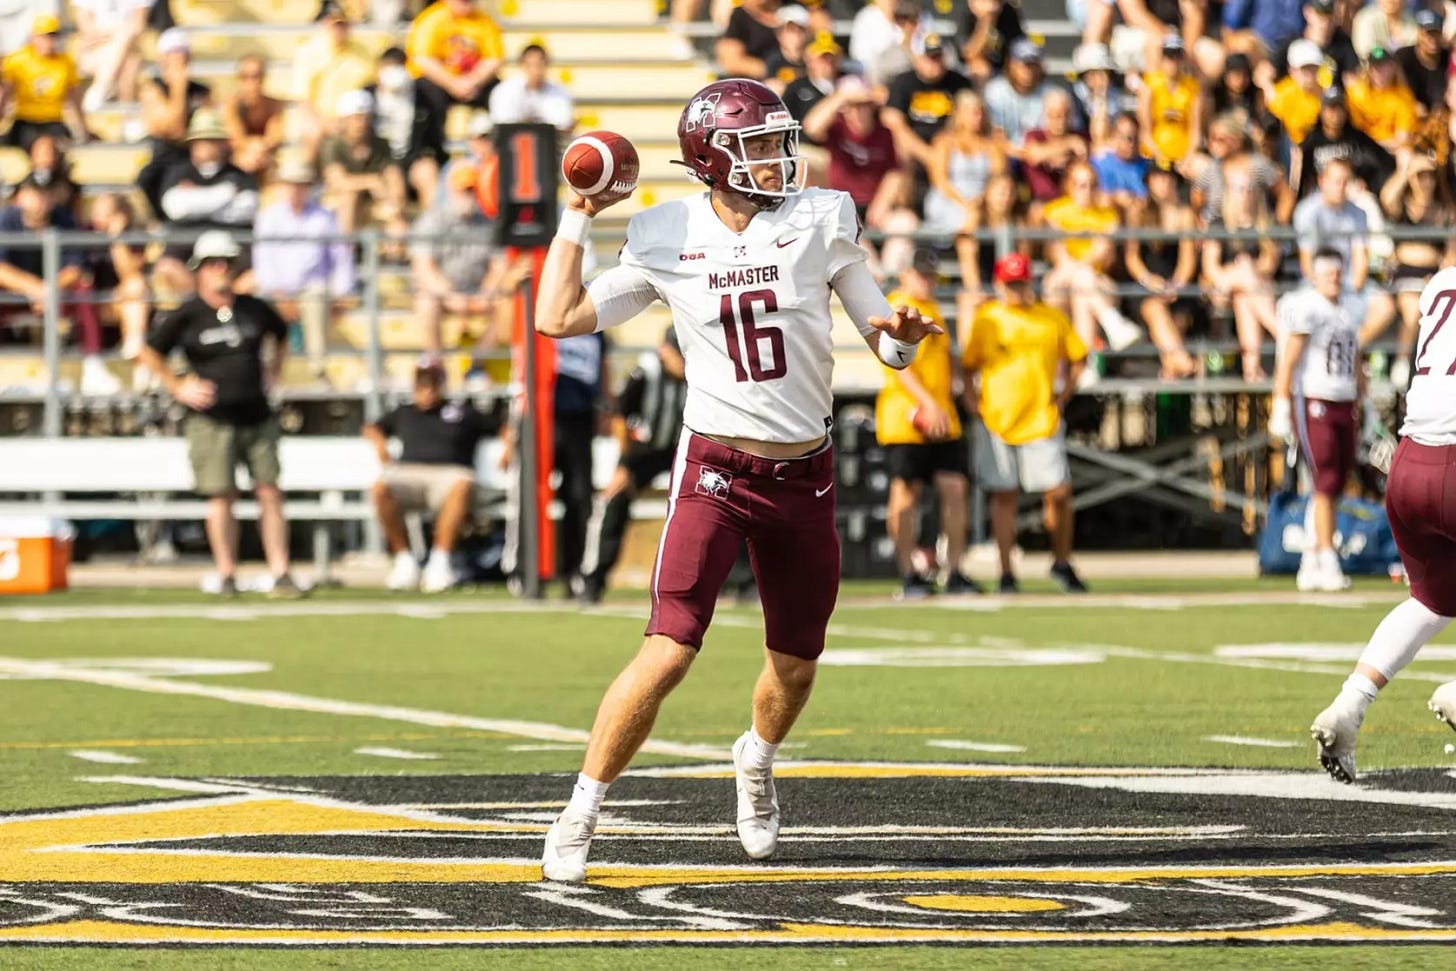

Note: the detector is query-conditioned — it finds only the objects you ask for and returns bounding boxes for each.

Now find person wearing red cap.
[963,252,1089,594]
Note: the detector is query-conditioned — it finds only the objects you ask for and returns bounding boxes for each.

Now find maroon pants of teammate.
[1296,396,1358,497]
[1387,439,1456,616]
[646,431,839,659]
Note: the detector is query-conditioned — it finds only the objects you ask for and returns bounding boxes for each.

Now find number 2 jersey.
[1275,286,1361,403]
[1404,266,1456,445]
[585,187,877,443]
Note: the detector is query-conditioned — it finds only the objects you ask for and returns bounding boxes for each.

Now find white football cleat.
[541,809,597,883]
[731,731,780,860]
[1428,681,1456,732]
[386,551,420,591]
[1311,698,1364,784]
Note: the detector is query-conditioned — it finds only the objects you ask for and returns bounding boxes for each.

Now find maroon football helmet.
[676,79,803,208]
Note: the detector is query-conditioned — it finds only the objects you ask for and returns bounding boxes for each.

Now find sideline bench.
[0,436,666,575]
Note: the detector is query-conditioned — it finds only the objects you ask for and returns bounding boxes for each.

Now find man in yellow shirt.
[0,14,87,150]
[293,3,376,142]
[1264,39,1325,145]
[407,0,504,163]
[963,253,1089,594]
[1344,47,1419,153]
[875,250,981,598]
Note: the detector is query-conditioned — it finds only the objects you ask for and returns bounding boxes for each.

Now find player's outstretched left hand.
[869,305,944,345]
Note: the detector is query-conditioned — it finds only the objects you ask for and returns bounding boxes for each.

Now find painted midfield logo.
[695,466,732,498]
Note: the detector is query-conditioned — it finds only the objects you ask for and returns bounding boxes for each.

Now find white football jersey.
[590,187,869,443]
[1402,265,1456,445]
[1276,286,1361,402]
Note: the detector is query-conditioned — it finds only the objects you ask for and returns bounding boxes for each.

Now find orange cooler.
[0,518,73,595]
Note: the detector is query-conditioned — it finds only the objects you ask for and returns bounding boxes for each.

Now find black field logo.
[3,765,1456,946]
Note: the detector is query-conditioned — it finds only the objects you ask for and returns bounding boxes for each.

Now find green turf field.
[2,578,1454,965]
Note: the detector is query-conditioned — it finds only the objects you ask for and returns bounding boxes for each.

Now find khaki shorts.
[186,413,282,497]
[378,462,475,511]
[974,422,1070,494]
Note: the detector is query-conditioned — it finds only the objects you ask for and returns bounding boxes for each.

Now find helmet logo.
[683,92,722,132]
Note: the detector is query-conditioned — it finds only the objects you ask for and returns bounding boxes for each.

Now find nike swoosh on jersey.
[776,237,800,248]
[815,482,833,497]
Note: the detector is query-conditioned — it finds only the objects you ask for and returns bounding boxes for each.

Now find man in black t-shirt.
[137,230,301,599]
[883,34,973,202]
[957,0,1026,83]
[364,357,492,593]
[715,0,782,80]
[1296,87,1394,197]
[1397,9,1449,112]
[783,31,842,124]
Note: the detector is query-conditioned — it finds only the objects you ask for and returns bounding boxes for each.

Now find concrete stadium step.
[0,144,148,186]
[573,102,688,140]
[162,25,692,64]
[495,0,660,26]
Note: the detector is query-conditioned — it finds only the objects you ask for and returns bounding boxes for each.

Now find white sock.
[1320,548,1342,573]
[1357,597,1454,683]
[394,550,415,567]
[1338,672,1379,714]
[427,547,450,568]
[565,773,609,818]
[743,727,779,772]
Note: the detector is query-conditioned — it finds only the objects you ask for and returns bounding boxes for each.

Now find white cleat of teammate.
[541,810,597,883]
[1297,551,1350,592]
[1429,681,1456,732]
[1311,698,1365,783]
[386,551,420,591]
[731,731,780,859]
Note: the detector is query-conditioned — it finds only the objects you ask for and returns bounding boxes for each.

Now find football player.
[533,78,939,881]
[1310,264,1456,782]
[1269,247,1365,593]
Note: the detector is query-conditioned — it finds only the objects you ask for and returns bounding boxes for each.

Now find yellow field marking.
[1,919,1454,946]
[902,894,1065,913]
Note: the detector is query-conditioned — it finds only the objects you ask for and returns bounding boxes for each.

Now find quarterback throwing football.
[534,79,939,881]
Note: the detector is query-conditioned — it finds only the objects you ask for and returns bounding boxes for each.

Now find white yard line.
[67,750,144,765]
[1203,735,1300,749]
[926,739,1027,754]
[507,743,585,752]
[0,656,727,762]
[354,747,439,760]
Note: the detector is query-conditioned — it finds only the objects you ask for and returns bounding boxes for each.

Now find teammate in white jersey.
[1269,248,1364,592]
[1310,265,1456,782]
[532,79,940,882]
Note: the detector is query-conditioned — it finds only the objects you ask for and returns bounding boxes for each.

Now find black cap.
[414,355,445,381]
[1308,0,1335,13]
[1416,8,1443,31]
[1226,52,1251,73]
[1321,85,1346,106]
[920,32,944,54]
[1368,45,1392,63]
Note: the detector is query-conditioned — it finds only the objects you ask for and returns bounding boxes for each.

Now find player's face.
[742,132,788,191]
[1313,259,1344,299]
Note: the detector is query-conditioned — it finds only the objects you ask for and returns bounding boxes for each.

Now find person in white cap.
[486,43,573,132]
[138,230,305,600]
[1261,38,1328,144]
[152,108,258,295]
[763,5,811,92]
[319,88,407,238]
[253,157,355,387]
[140,27,211,151]
[1070,42,1130,147]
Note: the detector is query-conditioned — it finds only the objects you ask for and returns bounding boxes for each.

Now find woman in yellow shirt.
[1344,47,1420,154]
[1039,161,1143,362]
[1137,35,1202,164]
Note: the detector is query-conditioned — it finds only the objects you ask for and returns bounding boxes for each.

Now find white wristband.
[878,330,919,369]
[556,208,592,248]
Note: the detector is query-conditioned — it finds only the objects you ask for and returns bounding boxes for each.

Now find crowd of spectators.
[0,0,571,395]
[711,0,1456,384]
